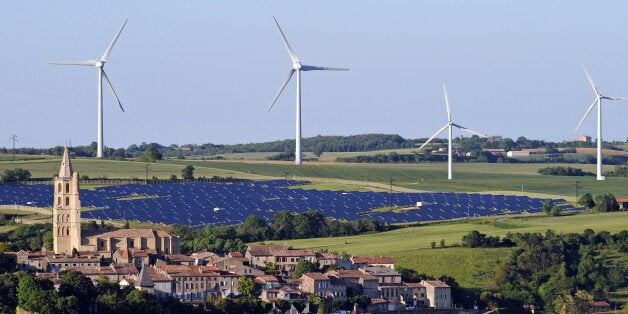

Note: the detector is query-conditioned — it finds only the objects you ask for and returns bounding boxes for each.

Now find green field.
[1,157,626,197]
[271,211,628,289]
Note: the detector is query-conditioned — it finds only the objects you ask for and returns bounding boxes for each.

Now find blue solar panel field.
[0,180,577,227]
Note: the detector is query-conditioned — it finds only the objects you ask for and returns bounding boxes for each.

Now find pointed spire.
[136,264,154,288]
[58,147,73,178]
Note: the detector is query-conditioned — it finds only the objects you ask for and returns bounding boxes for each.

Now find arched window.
[57,183,61,193]
[65,183,70,193]
[58,227,61,235]
[66,228,69,236]
[65,197,70,206]
[57,197,61,207]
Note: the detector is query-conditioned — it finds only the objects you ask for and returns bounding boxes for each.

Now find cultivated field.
[272,211,628,289]
[1,156,626,197]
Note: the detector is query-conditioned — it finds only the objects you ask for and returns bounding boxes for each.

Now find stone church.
[53,148,180,256]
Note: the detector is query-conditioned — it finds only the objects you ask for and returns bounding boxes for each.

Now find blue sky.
[1,1,627,149]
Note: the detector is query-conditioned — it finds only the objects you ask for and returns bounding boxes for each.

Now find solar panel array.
[0,180,577,227]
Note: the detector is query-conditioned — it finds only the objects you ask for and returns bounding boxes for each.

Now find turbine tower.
[266,17,349,165]
[575,61,627,181]
[418,84,488,180]
[48,19,127,158]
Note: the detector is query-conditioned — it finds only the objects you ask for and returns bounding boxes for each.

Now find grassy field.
[172,160,627,196]
[1,156,626,197]
[271,211,628,289]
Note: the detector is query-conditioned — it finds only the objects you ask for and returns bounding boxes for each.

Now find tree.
[0,273,19,313]
[578,193,595,209]
[181,165,195,180]
[308,294,324,313]
[352,295,371,313]
[237,276,258,296]
[1,168,31,184]
[272,210,295,240]
[58,270,95,312]
[594,193,619,212]
[143,147,162,163]
[543,199,555,216]
[17,273,58,314]
[462,230,486,248]
[293,299,306,313]
[292,259,319,279]
[274,299,291,313]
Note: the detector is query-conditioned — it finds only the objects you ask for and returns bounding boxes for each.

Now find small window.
[65,183,70,193]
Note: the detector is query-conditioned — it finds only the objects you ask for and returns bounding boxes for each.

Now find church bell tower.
[53,147,81,255]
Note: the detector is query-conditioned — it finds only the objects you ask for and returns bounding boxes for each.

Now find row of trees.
[537,166,594,176]
[3,134,624,159]
[173,211,387,254]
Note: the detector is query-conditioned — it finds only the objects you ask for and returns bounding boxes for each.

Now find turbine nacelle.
[292,62,302,71]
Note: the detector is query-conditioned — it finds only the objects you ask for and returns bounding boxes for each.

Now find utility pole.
[9,135,18,159]
[575,181,583,198]
[144,164,151,185]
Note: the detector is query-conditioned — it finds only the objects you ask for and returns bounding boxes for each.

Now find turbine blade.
[452,123,488,138]
[575,98,598,132]
[301,65,350,71]
[46,60,98,66]
[272,17,299,63]
[443,83,451,122]
[581,60,601,97]
[606,96,628,101]
[102,70,125,112]
[418,124,449,151]
[267,68,295,112]
[101,19,128,62]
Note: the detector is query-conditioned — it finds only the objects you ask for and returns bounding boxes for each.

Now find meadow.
[270,211,628,289]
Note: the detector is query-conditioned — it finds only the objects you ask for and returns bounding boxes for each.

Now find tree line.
[172,210,387,255]
[3,134,625,160]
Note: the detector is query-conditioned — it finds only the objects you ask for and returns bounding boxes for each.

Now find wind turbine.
[418,84,488,180]
[266,17,349,165]
[47,19,127,158]
[575,61,627,181]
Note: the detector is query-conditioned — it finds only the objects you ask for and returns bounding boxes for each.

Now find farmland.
[1,155,626,197]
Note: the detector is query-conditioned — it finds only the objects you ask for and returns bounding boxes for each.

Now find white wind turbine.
[575,61,627,181]
[418,84,488,180]
[47,19,127,158]
[266,17,349,165]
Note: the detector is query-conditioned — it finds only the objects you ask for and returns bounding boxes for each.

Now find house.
[300,272,346,299]
[616,198,628,210]
[245,244,316,272]
[421,280,452,309]
[326,269,379,298]
[315,251,340,268]
[45,254,102,272]
[155,264,222,302]
[360,266,402,284]
[403,282,428,308]
[350,256,395,269]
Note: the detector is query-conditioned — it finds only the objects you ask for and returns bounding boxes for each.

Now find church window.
[65,197,69,206]
[66,228,69,235]
[57,197,61,207]
[65,183,70,193]
[57,183,61,192]
[58,227,61,235]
